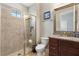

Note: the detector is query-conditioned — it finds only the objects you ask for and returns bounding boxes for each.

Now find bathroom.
[0,3,79,56]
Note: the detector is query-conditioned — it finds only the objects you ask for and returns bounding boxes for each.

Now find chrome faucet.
[63,32,67,36]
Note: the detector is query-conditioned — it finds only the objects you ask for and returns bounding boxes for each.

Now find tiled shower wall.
[0,4,28,56]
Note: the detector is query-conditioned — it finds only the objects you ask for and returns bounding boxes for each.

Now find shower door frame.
[23,14,36,56]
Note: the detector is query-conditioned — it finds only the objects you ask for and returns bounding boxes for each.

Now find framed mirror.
[54,3,77,36]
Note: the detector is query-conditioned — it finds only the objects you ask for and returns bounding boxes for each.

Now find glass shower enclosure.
[24,15,36,55]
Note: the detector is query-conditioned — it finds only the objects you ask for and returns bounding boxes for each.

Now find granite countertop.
[49,35,79,42]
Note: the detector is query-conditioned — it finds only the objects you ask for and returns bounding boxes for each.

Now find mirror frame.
[54,3,78,36]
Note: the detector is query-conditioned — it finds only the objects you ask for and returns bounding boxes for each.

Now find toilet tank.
[41,37,48,45]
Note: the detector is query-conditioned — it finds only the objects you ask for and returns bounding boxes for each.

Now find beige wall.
[36,4,41,44]
[40,3,54,37]
[29,4,37,16]
[0,4,1,55]
[0,4,28,55]
[53,3,70,9]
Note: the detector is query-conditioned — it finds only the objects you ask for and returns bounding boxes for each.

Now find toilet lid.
[36,44,45,49]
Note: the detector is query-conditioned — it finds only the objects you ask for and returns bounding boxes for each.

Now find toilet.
[35,37,48,56]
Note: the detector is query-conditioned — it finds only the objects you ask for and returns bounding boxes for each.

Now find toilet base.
[37,52,43,56]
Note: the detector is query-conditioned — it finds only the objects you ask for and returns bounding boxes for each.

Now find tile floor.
[25,48,49,56]
[10,47,49,56]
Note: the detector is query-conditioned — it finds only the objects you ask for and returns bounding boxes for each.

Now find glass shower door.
[24,15,36,56]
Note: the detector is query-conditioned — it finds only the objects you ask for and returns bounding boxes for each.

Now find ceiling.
[22,3,35,7]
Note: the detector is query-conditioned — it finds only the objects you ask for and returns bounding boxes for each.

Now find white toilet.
[35,37,48,56]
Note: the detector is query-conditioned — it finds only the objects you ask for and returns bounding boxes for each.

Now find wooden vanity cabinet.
[60,40,79,56]
[49,37,79,56]
[49,38,59,56]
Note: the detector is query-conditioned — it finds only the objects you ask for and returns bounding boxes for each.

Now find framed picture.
[44,11,50,20]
